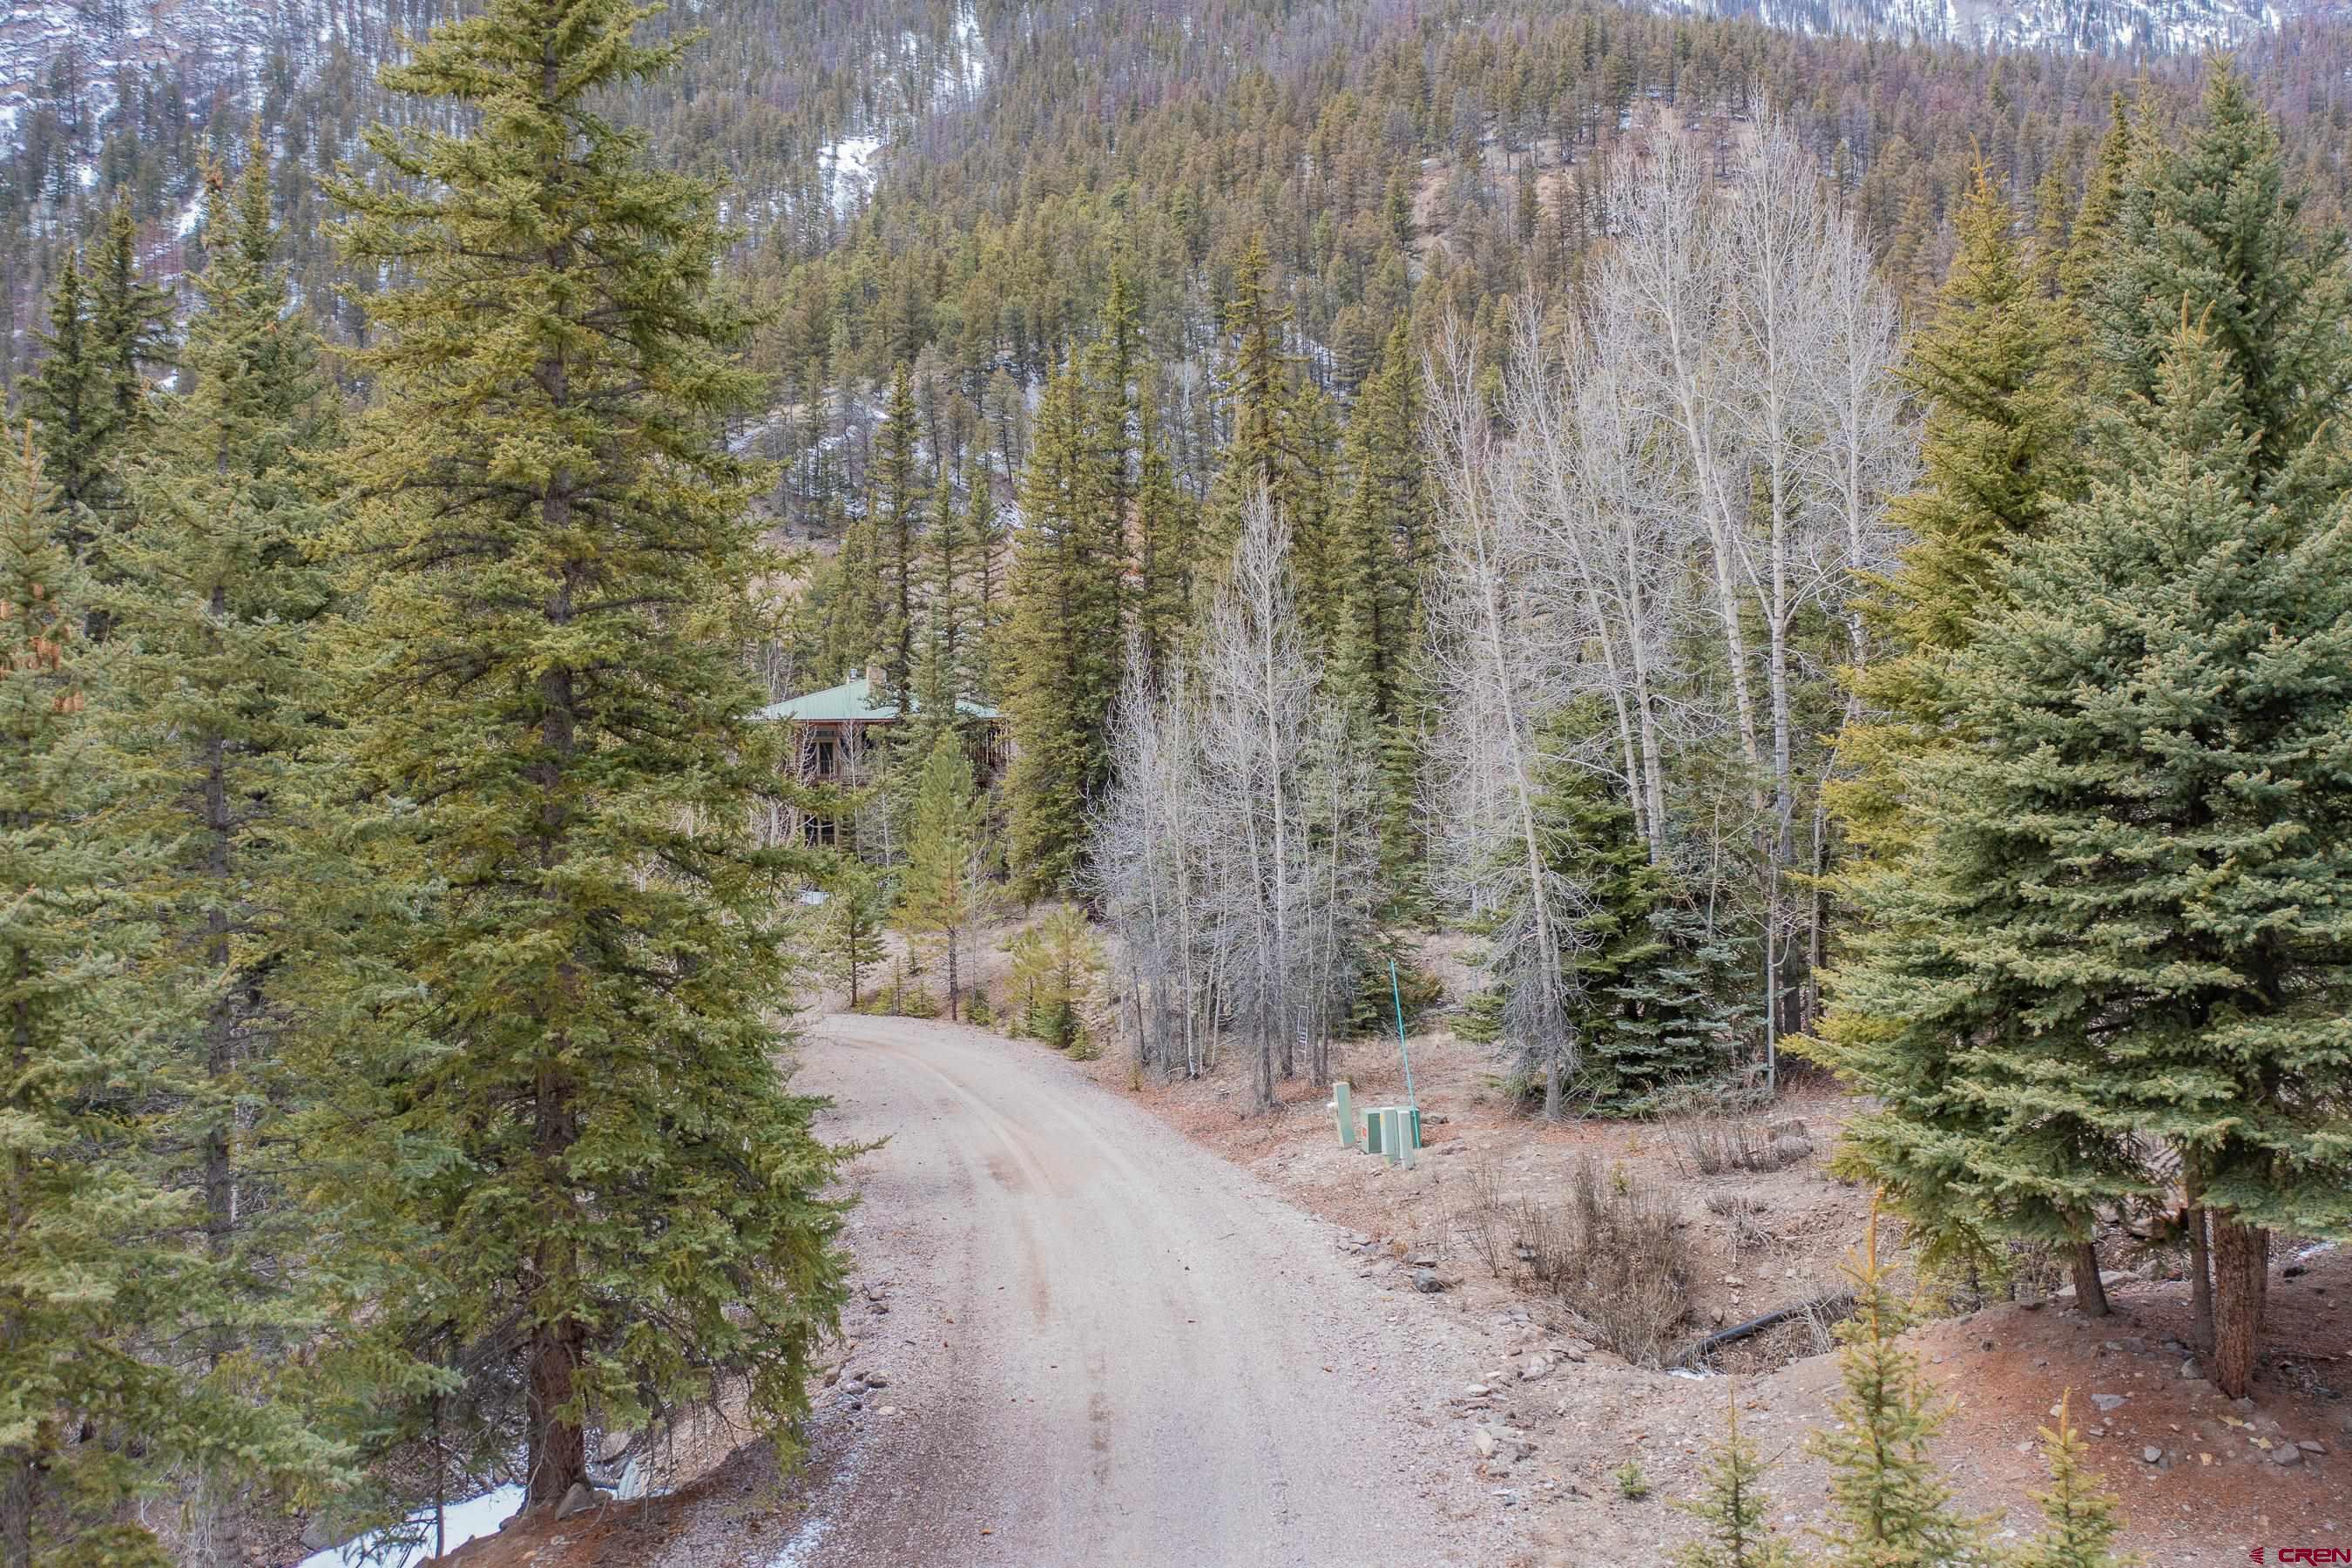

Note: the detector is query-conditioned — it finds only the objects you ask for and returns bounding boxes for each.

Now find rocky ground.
[1078,1018,2351,1566]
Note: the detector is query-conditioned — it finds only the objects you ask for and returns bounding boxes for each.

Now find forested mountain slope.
[10,0,2352,409]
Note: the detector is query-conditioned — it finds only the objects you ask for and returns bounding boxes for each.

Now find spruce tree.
[320,0,847,1510]
[921,464,970,713]
[0,436,328,1567]
[963,451,1010,704]
[1090,266,1140,542]
[824,501,885,685]
[1129,388,1193,693]
[1285,380,1342,647]
[898,731,986,1020]
[1004,360,1125,897]
[2089,61,2352,475]
[824,857,890,1009]
[1811,166,2093,1292]
[868,361,927,712]
[1329,315,1430,906]
[1674,1390,1799,1568]
[2058,94,2138,314]
[1199,235,1294,591]
[1824,317,2352,1400]
[22,257,117,535]
[24,210,175,627]
[87,205,174,438]
[100,145,341,1558]
[2016,1396,2137,1568]
[1808,1211,1996,1567]
[1533,730,1745,1112]
[1820,73,2352,1399]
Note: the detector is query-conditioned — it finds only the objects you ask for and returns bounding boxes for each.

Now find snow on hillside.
[821,133,884,215]
[1644,0,2280,52]
[0,0,375,132]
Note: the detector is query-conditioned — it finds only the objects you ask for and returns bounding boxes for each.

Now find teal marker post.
[1389,961,1421,1150]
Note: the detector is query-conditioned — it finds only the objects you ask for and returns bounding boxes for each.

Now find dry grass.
[1673,1116,1814,1177]
[1705,1189,1774,1262]
[1452,1155,1696,1366]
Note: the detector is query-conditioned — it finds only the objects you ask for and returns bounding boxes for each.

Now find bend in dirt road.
[779,1014,1517,1568]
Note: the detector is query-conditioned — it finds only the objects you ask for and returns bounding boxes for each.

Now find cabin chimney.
[865,660,886,693]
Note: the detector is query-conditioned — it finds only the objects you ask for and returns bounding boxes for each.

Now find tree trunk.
[2210,1214,2267,1401]
[2187,1206,2215,1355]
[525,1318,588,1507]
[946,929,960,1022]
[0,1445,31,1568]
[2069,1240,2110,1318]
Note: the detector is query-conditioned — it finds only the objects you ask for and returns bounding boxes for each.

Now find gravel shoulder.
[774,1012,1524,1568]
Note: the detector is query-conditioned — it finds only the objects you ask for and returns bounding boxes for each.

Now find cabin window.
[814,737,837,777]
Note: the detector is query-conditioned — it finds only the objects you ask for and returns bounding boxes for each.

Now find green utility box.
[1328,1080,1359,1149]
[1333,1078,1421,1166]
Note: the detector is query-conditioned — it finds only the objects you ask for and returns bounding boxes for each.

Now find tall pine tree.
[868,361,927,712]
[898,731,988,1020]
[1810,165,2099,1301]
[0,435,328,1567]
[22,257,116,535]
[1328,315,1430,908]
[320,0,847,1509]
[101,145,343,1560]
[2088,62,2351,474]
[1820,317,2352,1401]
[1004,359,1125,897]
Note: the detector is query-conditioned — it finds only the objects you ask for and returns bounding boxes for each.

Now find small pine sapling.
[1675,1389,1799,1568]
[1808,1202,1998,1567]
[2015,1393,2139,1568]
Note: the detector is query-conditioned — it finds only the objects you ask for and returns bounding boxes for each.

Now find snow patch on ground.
[295,1484,524,1568]
[762,1444,864,1568]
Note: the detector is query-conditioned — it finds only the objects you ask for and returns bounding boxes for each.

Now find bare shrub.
[1456,1154,1510,1278]
[1486,1158,1696,1365]
[1674,1117,1812,1177]
[1513,1193,1571,1288]
[1798,1292,1853,1357]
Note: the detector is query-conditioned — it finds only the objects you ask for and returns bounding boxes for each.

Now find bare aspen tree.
[1199,488,1312,1109]
[1430,123,1912,1110]
[1606,137,1769,828]
[1091,643,1212,1077]
[1094,491,1377,1104]
[1425,326,1581,1117]
[1507,301,1686,863]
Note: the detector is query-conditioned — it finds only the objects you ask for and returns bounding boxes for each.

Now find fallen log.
[1673,1291,1855,1367]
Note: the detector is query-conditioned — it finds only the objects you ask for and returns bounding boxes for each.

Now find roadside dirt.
[427,951,2347,1568]
[1073,1020,2352,1566]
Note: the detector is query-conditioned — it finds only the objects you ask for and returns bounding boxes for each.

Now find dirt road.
[778,1015,1513,1568]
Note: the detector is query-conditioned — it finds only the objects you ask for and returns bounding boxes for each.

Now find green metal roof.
[753,675,999,725]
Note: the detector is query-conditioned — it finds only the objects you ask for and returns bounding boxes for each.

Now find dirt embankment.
[1074,1019,2350,1566]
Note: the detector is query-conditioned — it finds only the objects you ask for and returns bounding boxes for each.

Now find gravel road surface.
[779,1014,1511,1568]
